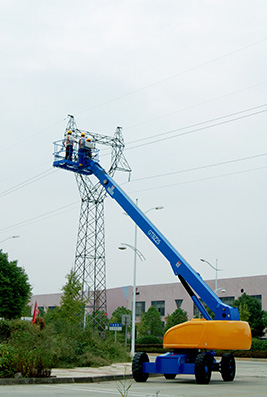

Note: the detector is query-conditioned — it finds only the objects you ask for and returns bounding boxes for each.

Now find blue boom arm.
[89,159,239,321]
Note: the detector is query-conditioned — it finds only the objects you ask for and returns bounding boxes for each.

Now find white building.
[31,274,267,322]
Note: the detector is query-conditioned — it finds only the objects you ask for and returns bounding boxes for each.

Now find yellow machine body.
[163,319,252,350]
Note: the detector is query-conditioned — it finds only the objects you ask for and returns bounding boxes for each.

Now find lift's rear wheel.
[195,352,212,384]
[220,353,235,381]
[132,352,149,382]
[164,373,176,379]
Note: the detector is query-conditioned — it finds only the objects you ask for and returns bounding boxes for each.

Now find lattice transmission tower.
[64,115,131,330]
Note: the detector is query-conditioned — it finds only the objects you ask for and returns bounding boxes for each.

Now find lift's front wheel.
[132,352,149,382]
[220,353,235,381]
[195,352,213,384]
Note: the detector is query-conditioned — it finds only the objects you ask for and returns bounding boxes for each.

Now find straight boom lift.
[53,121,251,384]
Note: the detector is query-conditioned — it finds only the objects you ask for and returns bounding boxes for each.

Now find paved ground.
[0,357,267,396]
[51,361,132,379]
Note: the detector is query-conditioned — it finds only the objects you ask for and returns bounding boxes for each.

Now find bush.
[77,351,110,367]
[0,320,12,342]
[232,294,265,337]
[0,344,16,378]
[138,306,163,337]
[4,320,58,377]
[136,335,162,345]
[250,338,267,352]
[0,318,131,377]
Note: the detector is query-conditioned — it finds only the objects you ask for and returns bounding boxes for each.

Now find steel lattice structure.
[65,115,131,330]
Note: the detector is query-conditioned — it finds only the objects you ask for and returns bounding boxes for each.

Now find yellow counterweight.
[163,319,252,350]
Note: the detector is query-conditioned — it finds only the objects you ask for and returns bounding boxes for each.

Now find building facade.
[31,274,267,324]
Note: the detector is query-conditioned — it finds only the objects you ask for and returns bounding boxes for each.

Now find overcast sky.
[1,0,267,296]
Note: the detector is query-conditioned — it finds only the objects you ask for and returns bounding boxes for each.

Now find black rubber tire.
[220,353,235,381]
[195,352,212,384]
[164,373,176,379]
[132,352,149,382]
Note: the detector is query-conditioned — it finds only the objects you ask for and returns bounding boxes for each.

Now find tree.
[59,270,85,327]
[111,306,132,340]
[138,306,163,337]
[164,308,188,332]
[111,306,131,324]
[263,311,267,330]
[87,310,109,332]
[0,250,31,319]
[232,293,265,337]
[45,270,85,333]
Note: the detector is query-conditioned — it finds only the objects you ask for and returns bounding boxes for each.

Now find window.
[175,299,183,308]
[219,296,235,306]
[135,301,145,317]
[151,300,165,316]
[193,296,235,318]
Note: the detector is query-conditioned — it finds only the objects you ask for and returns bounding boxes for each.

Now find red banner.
[32,301,39,324]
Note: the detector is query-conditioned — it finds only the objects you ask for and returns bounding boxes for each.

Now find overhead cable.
[0,169,57,198]
[2,38,266,158]
[0,201,79,234]
[126,165,267,194]
[131,153,267,182]
[125,84,267,131]
[76,38,267,116]
[125,108,267,151]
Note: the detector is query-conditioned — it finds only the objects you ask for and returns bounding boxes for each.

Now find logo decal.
[148,230,161,245]
[107,185,115,196]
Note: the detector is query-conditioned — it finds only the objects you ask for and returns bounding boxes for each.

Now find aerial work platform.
[53,139,99,176]
[53,122,251,385]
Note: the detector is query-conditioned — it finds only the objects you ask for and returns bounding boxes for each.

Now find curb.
[0,374,134,385]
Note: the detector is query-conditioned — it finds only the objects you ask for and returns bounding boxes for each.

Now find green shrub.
[0,344,16,378]
[0,320,12,342]
[0,318,131,376]
[251,338,267,352]
[136,335,162,345]
[77,351,110,367]
[7,320,58,377]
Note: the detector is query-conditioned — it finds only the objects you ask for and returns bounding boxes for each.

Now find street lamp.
[0,235,20,244]
[200,258,224,294]
[119,200,164,357]
[118,243,146,358]
[118,243,146,261]
[144,206,164,214]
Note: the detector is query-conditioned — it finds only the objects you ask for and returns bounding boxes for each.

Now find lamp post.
[200,258,223,294]
[118,243,146,357]
[119,200,164,357]
[0,236,20,244]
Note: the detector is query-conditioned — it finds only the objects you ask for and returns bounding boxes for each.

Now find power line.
[89,102,267,161]
[0,169,57,198]
[2,150,267,233]
[125,82,267,131]
[2,104,265,201]
[2,38,266,159]
[2,104,266,202]
[125,103,267,146]
[125,108,267,151]
[0,119,65,155]
[76,38,267,116]
[0,161,51,184]
[0,201,79,234]
[131,153,267,182]
[127,165,267,194]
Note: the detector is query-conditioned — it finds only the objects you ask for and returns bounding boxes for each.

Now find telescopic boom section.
[88,159,239,321]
